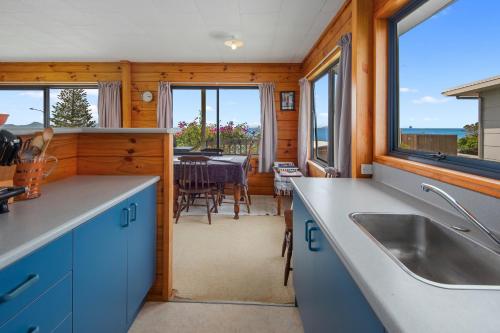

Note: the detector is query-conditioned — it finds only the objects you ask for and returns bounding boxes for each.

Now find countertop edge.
[0,176,160,270]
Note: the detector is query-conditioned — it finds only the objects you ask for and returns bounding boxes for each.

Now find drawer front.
[0,233,72,326]
[0,273,72,333]
[53,313,72,333]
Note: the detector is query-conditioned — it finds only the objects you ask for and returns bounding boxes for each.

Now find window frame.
[310,62,338,167]
[388,0,500,180]
[171,85,259,152]
[0,85,98,128]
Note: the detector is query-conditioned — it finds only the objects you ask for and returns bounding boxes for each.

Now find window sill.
[307,160,327,177]
[374,155,500,198]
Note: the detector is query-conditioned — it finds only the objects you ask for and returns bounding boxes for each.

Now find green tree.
[458,122,479,155]
[51,89,96,127]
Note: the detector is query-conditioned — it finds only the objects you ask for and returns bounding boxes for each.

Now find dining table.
[173,155,248,219]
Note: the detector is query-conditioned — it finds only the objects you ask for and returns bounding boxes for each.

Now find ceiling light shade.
[224,39,244,50]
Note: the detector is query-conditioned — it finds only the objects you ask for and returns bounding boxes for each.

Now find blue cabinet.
[73,201,129,333]
[126,185,157,327]
[293,196,385,333]
[0,182,158,333]
[73,184,157,333]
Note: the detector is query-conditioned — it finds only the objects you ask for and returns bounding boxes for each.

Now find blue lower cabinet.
[0,273,72,333]
[73,202,129,333]
[126,184,157,327]
[0,233,72,327]
[293,196,385,333]
[73,184,157,333]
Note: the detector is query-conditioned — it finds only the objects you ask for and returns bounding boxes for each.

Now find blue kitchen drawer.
[0,233,72,327]
[0,273,72,333]
[53,313,72,333]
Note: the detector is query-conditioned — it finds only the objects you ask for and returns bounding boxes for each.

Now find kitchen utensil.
[39,127,54,158]
[0,130,21,166]
[14,155,58,200]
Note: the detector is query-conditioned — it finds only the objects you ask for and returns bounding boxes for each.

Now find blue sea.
[315,127,467,141]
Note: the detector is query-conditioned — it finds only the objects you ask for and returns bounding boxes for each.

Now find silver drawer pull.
[0,274,40,303]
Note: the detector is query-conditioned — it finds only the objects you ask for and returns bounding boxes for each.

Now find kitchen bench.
[0,176,159,333]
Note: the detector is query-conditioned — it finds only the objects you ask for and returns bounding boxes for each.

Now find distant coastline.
[315,127,467,141]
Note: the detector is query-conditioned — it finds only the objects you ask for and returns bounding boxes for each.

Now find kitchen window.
[0,86,98,128]
[311,62,338,166]
[388,0,500,179]
[172,86,260,155]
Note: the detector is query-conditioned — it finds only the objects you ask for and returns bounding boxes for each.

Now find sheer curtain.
[97,81,121,128]
[258,82,277,172]
[157,81,173,128]
[298,78,311,174]
[333,33,352,178]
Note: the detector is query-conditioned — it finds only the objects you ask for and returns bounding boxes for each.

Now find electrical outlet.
[361,164,373,175]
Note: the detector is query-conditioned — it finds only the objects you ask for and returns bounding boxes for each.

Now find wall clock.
[142,91,153,103]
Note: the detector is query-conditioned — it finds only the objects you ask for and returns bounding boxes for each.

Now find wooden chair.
[324,167,341,178]
[175,156,218,225]
[218,147,252,214]
[282,208,293,286]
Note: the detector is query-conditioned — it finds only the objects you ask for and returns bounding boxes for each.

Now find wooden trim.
[375,0,411,18]
[351,0,374,178]
[120,60,132,128]
[305,48,341,81]
[375,155,500,198]
[373,18,389,157]
[162,134,174,300]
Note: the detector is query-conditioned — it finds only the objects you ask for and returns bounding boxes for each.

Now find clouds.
[18,91,43,98]
[400,87,418,93]
[412,96,449,104]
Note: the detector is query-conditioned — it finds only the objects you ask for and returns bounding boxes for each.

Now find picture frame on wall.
[280,91,295,111]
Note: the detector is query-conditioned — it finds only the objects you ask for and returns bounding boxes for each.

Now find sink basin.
[350,213,500,288]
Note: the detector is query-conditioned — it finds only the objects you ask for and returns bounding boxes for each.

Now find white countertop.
[0,175,160,270]
[7,127,179,136]
[291,178,500,333]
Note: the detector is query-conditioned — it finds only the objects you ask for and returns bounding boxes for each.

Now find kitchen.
[1,0,500,332]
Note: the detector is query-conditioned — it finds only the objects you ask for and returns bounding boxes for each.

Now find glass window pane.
[219,88,260,155]
[173,89,202,151]
[50,88,98,128]
[312,73,329,163]
[397,0,500,162]
[0,90,44,129]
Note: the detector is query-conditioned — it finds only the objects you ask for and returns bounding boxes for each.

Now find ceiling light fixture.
[224,39,244,50]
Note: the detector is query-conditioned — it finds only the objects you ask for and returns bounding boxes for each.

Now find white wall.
[373,162,500,235]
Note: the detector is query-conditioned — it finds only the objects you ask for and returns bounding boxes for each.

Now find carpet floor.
[173,211,295,304]
[130,302,304,333]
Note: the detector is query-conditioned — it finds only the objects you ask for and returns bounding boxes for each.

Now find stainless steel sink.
[350,213,500,289]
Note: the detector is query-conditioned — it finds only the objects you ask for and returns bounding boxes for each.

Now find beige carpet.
[130,302,303,333]
[173,214,295,304]
[182,195,281,216]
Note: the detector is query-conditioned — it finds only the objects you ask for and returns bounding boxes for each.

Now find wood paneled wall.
[0,61,301,195]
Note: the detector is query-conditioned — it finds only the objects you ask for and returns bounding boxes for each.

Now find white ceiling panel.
[0,0,344,62]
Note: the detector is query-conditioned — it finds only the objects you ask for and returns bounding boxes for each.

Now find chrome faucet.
[421,183,500,247]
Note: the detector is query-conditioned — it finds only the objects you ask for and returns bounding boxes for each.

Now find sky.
[172,88,260,129]
[398,0,500,128]
[0,89,98,126]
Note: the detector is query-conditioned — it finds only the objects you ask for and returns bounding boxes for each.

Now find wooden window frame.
[373,0,500,198]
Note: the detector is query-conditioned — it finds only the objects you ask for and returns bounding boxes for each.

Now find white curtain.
[258,82,277,173]
[333,33,352,178]
[157,81,173,128]
[97,81,122,128]
[298,78,311,174]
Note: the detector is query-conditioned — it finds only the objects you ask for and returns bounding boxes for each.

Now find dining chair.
[282,208,293,286]
[217,146,252,214]
[175,155,218,225]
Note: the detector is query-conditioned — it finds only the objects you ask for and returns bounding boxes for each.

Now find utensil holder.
[14,156,58,200]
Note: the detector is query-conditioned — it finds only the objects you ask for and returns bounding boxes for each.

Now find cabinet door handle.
[122,207,131,228]
[27,326,40,333]
[305,220,314,241]
[308,227,320,252]
[0,273,39,303]
[130,203,138,222]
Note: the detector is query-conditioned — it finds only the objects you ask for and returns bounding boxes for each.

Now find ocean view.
[315,127,467,141]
